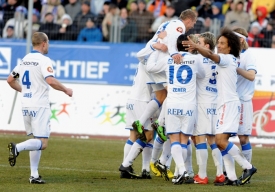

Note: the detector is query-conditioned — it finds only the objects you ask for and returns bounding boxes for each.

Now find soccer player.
[182,27,257,186]
[192,32,224,184]
[233,27,257,182]
[7,32,73,184]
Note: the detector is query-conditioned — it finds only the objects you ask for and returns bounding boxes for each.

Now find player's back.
[196,54,218,104]
[167,52,205,104]
[19,51,53,108]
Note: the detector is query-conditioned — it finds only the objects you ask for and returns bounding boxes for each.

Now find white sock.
[159,138,171,165]
[171,142,186,175]
[181,143,188,174]
[222,151,237,181]
[210,144,223,176]
[165,155,172,169]
[142,143,153,172]
[123,139,133,160]
[241,143,252,163]
[226,142,252,170]
[122,139,146,167]
[150,136,164,163]
[139,99,160,125]
[16,139,42,152]
[158,98,166,127]
[30,150,41,178]
[185,140,193,173]
[196,143,208,178]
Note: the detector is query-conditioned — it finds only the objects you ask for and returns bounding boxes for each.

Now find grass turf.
[0,134,274,192]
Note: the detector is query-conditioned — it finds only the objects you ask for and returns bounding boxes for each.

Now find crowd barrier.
[0,40,274,137]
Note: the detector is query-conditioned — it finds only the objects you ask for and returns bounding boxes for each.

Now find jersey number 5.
[22,70,31,89]
[209,65,217,85]
[169,65,193,84]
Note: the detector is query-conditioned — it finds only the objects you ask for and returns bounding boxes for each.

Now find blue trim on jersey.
[156,82,167,84]
[44,75,54,79]
[27,133,33,136]
[147,82,156,84]
[181,53,187,57]
[126,139,134,145]
[146,143,153,148]
[171,141,180,147]
[156,136,164,144]
[181,144,187,149]
[196,143,207,149]
[241,49,246,53]
[153,98,161,108]
[31,50,41,54]
[225,142,234,152]
[247,68,257,74]
[34,136,49,139]
[136,139,147,148]
[210,143,218,150]
[180,131,192,136]
[187,140,191,145]
[150,44,156,51]
[170,53,178,57]
[39,140,43,150]
[221,150,228,156]
[167,131,180,135]
[241,143,252,151]
[223,132,237,135]
[125,127,133,130]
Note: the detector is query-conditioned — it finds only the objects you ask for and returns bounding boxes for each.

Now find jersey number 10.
[169,65,193,84]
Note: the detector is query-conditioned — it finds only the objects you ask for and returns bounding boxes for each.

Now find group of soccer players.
[119,8,257,186]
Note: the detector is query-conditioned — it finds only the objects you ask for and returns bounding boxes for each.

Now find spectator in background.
[224,0,250,31]
[261,20,275,48]
[5,25,14,38]
[73,1,96,33]
[23,0,42,13]
[65,0,81,21]
[251,6,269,30]
[24,9,41,38]
[127,0,149,11]
[171,0,192,17]
[3,6,27,39]
[222,0,233,15]
[128,0,138,15]
[211,1,225,27]
[91,0,106,16]
[196,0,213,19]
[58,14,77,40]
[1,0,18,25]
[247,22,265,47]
[120,7,137,42]
[97,1,110,29]
[77,17,103,42]
[130,0,154,43]
[271,34,275,48]
[39,12,60,40]
[111,0,128,9]
[251,0,275,20]
[151,3,177,32]
[40,0,66,24]
[147,0,167,18]
[102,3,120,41]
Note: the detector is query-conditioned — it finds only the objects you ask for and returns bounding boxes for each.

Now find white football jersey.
[216,54,240,108]
[237,49,257,101]
[166,52,205,104]
[196,54,218,104]
[129,62,152,102]
[10,50,54,108]
[152,19,186,57]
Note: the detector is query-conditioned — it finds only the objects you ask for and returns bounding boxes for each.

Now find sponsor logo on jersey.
[47,66,53,73]
[168,58,173,64]
[203,58,208,63]
[0,47,11,75]
[176,27,183,33]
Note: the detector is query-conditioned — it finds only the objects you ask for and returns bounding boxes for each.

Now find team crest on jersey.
[168,58,173,64]
[203,58,208,63]
[176,27,183,33]
[47,67,53,73]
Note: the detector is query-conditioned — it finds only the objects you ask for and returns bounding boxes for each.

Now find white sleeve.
[165,20,185,57]
[10,64,20,78]
[217,54,231,68]
[136,40,156,61]
[245,51,257,73]
[41,57,55,79]
[196,57,205,79]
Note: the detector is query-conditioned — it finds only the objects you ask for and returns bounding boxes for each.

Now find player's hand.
[152,42,168,52]
[172,53,182,64]
[158,31,167,39]
[182,36,197,52]
[65,88,73,97]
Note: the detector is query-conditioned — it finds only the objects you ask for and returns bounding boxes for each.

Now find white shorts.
[22,107,51,138]
[166,102,196,135]
[150,71,167,84]
[194,103,217,136]
[150,83,166,92]
[238,100,253,135]
[125,99,151,131]
[215,101,241,135]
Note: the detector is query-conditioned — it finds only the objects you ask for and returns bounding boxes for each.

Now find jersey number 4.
[169,65,193,84]
[22,70,31,89]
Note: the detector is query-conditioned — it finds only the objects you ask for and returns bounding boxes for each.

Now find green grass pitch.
[0,134,274,192]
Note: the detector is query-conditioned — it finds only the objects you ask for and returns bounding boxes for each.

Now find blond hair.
[32,32,48,47]
[233,27,249,50]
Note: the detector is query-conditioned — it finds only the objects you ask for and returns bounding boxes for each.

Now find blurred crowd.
[0,0,275,48]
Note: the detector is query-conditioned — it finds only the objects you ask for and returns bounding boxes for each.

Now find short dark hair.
[217,27,240,58]
[177,34,188,51]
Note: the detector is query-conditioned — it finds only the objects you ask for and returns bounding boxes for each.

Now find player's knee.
[238,136,249,145]
[145,131,153,142]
